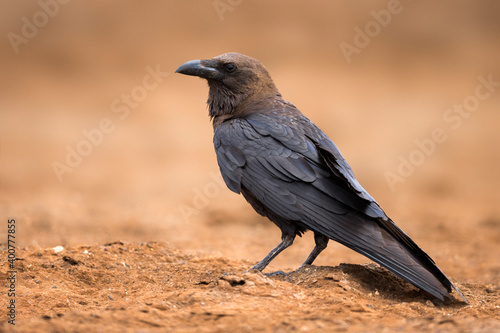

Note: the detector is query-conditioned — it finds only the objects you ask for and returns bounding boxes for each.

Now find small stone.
[52,246,64,253]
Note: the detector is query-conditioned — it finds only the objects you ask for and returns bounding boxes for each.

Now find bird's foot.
[246,264,288,277]
[284,264,315,276]
[296,264,313,271]
[263,270,288,277]
[244,266,261,274]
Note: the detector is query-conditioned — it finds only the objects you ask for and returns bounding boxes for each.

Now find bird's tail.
[319,214,467,302]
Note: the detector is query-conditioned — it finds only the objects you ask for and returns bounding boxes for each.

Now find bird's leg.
[250,233,295,273]
[299,232,329,268]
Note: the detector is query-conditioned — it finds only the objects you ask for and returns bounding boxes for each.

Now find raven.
[175,52,467,302]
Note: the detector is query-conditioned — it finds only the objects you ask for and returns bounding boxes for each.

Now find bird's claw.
[243,267,261,274]
[264,271,287,277]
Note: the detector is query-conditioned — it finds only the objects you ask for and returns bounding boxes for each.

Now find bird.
[175,52,467,303]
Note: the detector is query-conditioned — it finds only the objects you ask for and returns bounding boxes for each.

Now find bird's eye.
[224,63,236,73]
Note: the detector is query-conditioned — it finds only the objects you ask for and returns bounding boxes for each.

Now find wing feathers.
[213,112,460,302]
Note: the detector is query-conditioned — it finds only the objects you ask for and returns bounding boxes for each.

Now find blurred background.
[1,1,499,279]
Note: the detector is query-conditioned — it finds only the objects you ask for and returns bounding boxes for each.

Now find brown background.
[1,1,499,331]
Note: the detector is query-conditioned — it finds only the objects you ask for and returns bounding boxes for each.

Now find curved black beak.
[175,59,221,80]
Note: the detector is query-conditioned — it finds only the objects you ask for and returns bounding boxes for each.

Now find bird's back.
[214,102,463,302]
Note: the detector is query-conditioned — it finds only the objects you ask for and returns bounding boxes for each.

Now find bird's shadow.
[271,263,465,306]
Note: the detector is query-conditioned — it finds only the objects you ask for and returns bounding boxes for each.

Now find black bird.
[175,52,467,302]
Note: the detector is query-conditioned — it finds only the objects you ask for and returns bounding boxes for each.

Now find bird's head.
[176,53,280,120]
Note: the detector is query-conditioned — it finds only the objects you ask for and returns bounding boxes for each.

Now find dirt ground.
[1,1,500,332]
[0,241,499,332]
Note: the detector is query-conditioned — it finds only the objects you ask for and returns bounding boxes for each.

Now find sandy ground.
[0,241,499,332]
[1,1,500,332]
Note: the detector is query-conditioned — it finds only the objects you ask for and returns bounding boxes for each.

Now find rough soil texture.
[1,1,500,332]
[1,241,499,333]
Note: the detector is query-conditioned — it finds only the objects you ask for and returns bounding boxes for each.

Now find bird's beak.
[175,59,222,80]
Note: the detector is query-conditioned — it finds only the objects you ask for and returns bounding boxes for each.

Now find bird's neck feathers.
[207,81,243,119]
[208,80,281,127]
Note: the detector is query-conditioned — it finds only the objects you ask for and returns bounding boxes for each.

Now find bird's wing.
[214,112,460,302]
[244,113,386,219]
